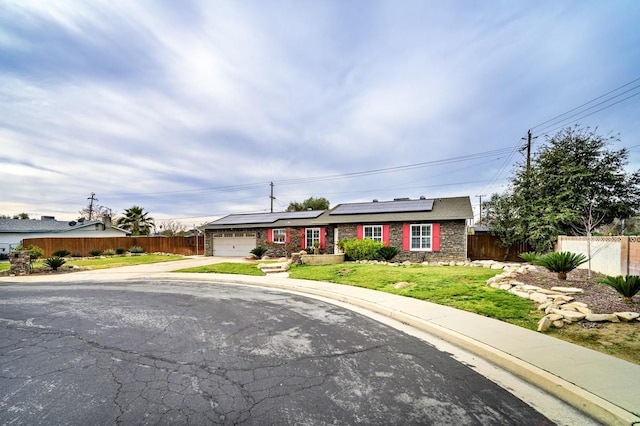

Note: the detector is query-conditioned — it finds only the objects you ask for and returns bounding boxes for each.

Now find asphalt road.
[0,280,556,425]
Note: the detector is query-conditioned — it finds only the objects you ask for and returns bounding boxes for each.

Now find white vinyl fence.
[557,236,640,277]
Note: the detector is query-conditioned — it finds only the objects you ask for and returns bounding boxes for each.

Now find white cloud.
[1,0,639,220]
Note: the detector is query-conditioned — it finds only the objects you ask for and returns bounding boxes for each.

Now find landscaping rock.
[551,287,584,294]
[614,312,640,322]
[550,309,586,322]
[530,292,550,304]
[585,313,620,323]
[393,282,412,289]
[537,316,552,332]
[552,320,565,329]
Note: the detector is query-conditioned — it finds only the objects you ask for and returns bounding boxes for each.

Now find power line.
[530,76,640,133]
[537,91,640,137]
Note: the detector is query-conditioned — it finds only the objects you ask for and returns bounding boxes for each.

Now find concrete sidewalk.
[2,257,639,425]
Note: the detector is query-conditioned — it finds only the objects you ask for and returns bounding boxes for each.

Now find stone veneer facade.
[207,219,468,262]
[336,220,467,263]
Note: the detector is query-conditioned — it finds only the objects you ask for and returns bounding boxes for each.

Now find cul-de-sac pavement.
[0,259,607,425]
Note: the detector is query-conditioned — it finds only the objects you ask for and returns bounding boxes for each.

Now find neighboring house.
[0,216,130,257]
[203,196,473,262]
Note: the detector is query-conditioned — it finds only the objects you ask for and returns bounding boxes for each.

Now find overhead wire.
[529,76,640,137]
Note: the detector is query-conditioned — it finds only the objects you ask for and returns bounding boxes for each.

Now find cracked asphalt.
[0,280,554,425]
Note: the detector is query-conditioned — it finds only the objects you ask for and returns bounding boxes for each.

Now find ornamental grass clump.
[250,246,267,258]
[535,251,588,280]
[600,275,640,303]
[44,257,66,271]
[129,246,144,255]
[518,252,540,263]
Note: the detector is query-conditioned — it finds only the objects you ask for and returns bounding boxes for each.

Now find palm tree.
[115,206,154,236]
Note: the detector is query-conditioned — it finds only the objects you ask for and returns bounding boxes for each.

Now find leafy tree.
[482,192,526,255]
[286,197,330,212]
[485,126,640,253]
[115,206,155,236]
[13,212,30,220]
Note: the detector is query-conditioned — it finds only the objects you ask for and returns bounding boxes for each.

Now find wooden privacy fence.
[467,234,531,262]
[22,236,205,258]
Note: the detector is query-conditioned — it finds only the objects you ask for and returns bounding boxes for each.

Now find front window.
[411,224,432,250]
[272,229,286,244]
[306,228,321,248]
[363,225,382,242]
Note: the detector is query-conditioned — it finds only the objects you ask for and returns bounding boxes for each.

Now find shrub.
[536,251,588,280]
[14,244,44,260]
[26,245,44,260]
[52,249,71,257]
[378,246,399,261]
[250,246,267,258]
[341,238,384,261]
[600,275,640,303]
[89,249,103,257]
[518,252,540,263]
[44,257,66,271]
[129,246,144,254]
[116,248,126,255]
[103,249,116,256]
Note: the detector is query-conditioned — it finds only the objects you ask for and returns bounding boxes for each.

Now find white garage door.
[212,232,257,256]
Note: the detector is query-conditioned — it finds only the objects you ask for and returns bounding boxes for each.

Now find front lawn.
[289,263,541,329]
[61,254,184,270]
[178,261,542,329]
[177,262,266,276]
[0,254,185,273]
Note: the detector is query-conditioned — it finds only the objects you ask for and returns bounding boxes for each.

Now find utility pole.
[270,182,275,213]
[475,194,486,224]
[87,192,97,220]
[521,129,537,181]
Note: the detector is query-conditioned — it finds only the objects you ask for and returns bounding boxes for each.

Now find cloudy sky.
[2,0,639,226]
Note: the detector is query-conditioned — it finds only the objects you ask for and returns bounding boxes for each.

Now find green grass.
[288,263,542,329]
[0,262,9,272]
[178,262,542,329]
[64,254,184,269]
[177,262,266,276]
[19,254,184,271]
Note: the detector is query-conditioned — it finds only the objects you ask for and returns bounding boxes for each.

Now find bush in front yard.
[341,238,384,261]
[89,249,103,257]
[116,248,126,255]
[600,275,640,303]
[536,251,588,280]
[129,246,144,254]
[44,257,66,271]
[103,249,116,256]
[250,246,267,258]
[52,249,71,257]
[16,244,45,260]
[378,246,399,261]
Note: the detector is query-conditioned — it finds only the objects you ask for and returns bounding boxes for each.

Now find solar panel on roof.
[330,199,434,215]
[212,210,323,225]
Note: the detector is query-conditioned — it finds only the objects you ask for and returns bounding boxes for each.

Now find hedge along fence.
[21,236,205,258]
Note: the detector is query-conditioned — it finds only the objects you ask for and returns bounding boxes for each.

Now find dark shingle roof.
[204,197,472,229]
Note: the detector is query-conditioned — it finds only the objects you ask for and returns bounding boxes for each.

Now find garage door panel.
[212,236,256,256]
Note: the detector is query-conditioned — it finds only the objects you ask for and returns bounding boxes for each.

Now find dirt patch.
[516,267,640,364]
